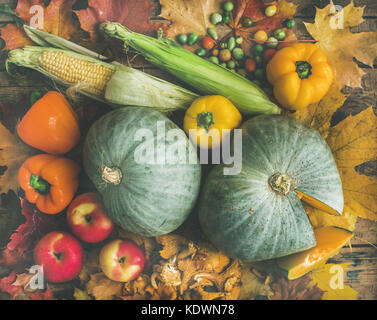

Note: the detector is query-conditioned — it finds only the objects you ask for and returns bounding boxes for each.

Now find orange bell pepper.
[18,154,80,214]
[266,43,333,110]
[17,91,81,155]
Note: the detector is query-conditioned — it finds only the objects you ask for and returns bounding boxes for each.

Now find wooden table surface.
[0,0,375,299]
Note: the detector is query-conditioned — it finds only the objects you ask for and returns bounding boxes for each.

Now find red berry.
[202,36,215,50]
[263,49,277,62]
[245,58,257,73]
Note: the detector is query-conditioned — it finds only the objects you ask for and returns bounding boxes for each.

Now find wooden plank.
[329,246,377,299]
[294,0,377,18]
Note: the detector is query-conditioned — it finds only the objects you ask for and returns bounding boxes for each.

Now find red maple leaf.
[0,272,23,298]
[0,198,65,270]
[74,0,165,41]
[27,285,56,300]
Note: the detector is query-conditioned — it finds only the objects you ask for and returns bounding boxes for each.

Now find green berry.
[177,34,188,45]
[187,33,199,45]
[274,29,286,41]
[222,1,234,12]
[227,60,236,69]
[254,55,264,67]
[222,11,231,24]
[195,48,207,57]
[220,42,228,49]
[254,68,265,80]
[210,13,223,25]
[207,28,218,41]
[266,37,278,48]
[242,17,254,28]
[235,36,243,45]
[252,44,264,56]
[284,19,296,29]
[228,37,236,51]
[232,47,244,60]
[220,62,228,68]
[265,5,277,17]
[208,56,220,64]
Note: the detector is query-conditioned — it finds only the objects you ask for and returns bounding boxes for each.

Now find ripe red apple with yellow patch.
[99,239,145,282]
[67,192,114,243]
[33,231,83,283]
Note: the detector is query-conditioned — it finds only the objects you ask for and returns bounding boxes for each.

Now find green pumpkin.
[83,107,201,237]
[198,115,343,262]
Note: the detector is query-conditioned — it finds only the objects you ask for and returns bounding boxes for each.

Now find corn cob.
[7,46,198,111]
[38,50,115,95]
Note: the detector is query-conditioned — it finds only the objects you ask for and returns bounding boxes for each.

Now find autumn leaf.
[309,263,358,300]
[304,1,377,89]
[0,192,25,249]
[74,288,93,300]
[0,24,33,51]
[326,107,377,222]
[159,0,224,38]
[0,272,23,298]
[269,274,324,300]
[75,0,164,41]
[290,73,377,228]
[1,0,80,50]
[0,123,37,195]
[86,273,123,300]
[0,198,65,271]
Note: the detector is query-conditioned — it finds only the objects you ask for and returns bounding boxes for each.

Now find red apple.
[33,231,83,283]
[67,192,114,243]
[99,239,145,282]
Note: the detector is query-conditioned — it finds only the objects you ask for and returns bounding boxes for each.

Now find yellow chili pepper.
[183,96,242,149]
[266,43,333,110]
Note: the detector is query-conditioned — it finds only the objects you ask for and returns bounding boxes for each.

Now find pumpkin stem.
[268,173,291,196]
[296,61,312,79]
[30,174,50,195]
[101,165,122,185]
[197,111,215,132]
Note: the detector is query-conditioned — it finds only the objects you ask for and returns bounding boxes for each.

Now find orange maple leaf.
[1,0,80,50]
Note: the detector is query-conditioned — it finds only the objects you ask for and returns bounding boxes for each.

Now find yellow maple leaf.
[159,0,224,38]
[309,263,358,300]
[290,77,377,229]
[304,1,377,89]
[326,107,377,221]
[0,123,37,195]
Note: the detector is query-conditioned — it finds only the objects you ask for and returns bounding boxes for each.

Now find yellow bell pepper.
[266,43,333,111]
[183,96,242,149]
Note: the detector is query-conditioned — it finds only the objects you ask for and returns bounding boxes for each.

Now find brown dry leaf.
[195,242,230,273]
[304,1,377,89]
[269,274,324,300]
[73,288,93,300]
[156,234,188,260]
[238,263,264,300]
[159,0,224,38]
[150,283,177,300]
[86,273,123,300]
[0,123,37,195]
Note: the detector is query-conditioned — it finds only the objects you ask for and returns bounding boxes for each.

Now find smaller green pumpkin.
[83,107,202,237]
[199,115,343,262]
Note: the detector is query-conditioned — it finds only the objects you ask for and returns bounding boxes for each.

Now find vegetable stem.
[30,174,50,195]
